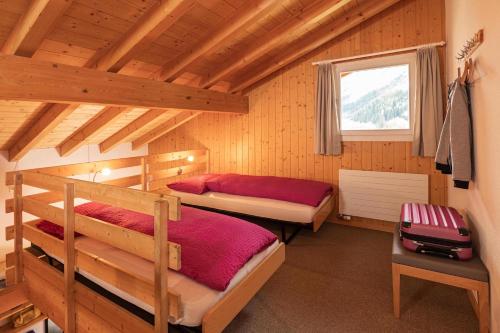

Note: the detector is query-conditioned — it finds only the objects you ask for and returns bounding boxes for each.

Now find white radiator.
[339,169,428,222]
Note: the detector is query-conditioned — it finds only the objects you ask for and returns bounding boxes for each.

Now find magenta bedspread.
[169,173,333,207]
[36,202,277,291]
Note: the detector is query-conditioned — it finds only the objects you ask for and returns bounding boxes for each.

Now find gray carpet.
[219,222,478,333]
[48,223,478,332]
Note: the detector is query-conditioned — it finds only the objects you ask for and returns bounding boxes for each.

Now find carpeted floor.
[214,222,478,333]
[48,222,479,333]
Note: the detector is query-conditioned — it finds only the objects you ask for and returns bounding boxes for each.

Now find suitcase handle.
[415,244,459,260]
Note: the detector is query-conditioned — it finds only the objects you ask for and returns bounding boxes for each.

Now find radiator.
[339,169,429,222]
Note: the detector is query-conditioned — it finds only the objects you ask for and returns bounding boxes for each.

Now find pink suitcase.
[400,203,472,260]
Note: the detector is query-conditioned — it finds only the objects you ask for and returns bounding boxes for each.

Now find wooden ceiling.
[0,0,400,161]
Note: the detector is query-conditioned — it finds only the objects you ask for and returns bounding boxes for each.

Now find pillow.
[168,174,219,194]
[205,173,236,192]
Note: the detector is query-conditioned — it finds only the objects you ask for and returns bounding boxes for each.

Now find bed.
[37,231,280,328]
[145,150,335,244]
[3,156,285,333]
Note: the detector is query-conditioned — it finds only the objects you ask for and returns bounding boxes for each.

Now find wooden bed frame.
[3,153,285,333]
[144,149,335,236]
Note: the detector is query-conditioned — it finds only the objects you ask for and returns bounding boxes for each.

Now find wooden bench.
[391,223,490,333]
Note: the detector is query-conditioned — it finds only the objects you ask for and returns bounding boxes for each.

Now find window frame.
[335,53,416,142]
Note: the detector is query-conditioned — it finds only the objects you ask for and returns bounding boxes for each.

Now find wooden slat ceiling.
[0,0,401,160]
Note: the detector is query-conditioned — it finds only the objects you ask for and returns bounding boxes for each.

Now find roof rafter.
[1,0,72,56]
[8,104,79,161]
[99,109,166,153]
[230,0,402,93]
[57,107,129,157]
[55,0,196,157]
[132,112,202,150]
[201,0,354,89]
[155,0,279,83]
[93,0,196,73]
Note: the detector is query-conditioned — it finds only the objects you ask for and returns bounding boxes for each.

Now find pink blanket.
[169,174,333,207]
[36,202,277,291]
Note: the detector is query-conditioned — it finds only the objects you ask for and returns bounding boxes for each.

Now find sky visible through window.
[340,64,410,131]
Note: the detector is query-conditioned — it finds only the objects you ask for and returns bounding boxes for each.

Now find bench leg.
[477,282,489,333]
[392,263,401,319]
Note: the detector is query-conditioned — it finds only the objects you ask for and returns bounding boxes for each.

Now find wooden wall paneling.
[289,65,299,179]
[392,2,405,48]
[231,113,238,173]
[305,54,315,181]
[297,63,307,179]
[361,142,372,170]
[382,142,395,172]
[403,0,417,47]
[394,142,407,173]
[282,68,291,178]
[268,79,276,176]
[274,74,283,177]
[415,0,429,45]
[247,91,255,175]
[224,112,231,173]
[253,87,262,176]
[149,0,448,212]
[381,6,394,51]
[341,142,352,170]
[372,142,384,171]
[241,104,249,175]
[261,85,269,175]
[351,142,363,170]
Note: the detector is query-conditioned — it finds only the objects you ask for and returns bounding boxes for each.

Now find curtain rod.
[312,41,446,66]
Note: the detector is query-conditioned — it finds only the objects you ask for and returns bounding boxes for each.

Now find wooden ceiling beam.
[201,0,354,89]
[93,0,196,73]
[155,0,279,83]
[55,0,195,156]
[230,0,402,93]
[132,111,202,150]
[57,107,129,157]
[8,104,79,161]
[1,0,72,57]
[99,109,165,153]
[0,54,249,113]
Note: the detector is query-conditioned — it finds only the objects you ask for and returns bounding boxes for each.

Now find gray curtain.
[412,46,443,157]
[315,63,341,155]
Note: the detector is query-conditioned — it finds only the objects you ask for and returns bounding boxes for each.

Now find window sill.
[341,134,412,142]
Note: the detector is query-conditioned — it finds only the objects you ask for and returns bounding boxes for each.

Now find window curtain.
[315,63,341,155]
[412,46,443,157]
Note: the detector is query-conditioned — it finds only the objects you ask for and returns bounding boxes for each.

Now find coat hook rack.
[456,29,484,61]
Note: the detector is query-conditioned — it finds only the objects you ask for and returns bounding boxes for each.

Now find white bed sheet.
[168,190,331,223]
[50,237,279,327]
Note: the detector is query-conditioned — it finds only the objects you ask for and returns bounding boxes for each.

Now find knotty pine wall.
[149,0,447,215]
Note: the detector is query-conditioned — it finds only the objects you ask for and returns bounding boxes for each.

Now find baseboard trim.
[329,216,395,233]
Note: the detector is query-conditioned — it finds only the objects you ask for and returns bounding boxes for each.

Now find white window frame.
[335,53,416,142]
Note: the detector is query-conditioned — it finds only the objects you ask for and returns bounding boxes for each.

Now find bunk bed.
[3,152,285,333]
[146,150,335,244]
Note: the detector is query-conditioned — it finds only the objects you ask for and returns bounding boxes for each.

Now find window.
[335,53,416,141]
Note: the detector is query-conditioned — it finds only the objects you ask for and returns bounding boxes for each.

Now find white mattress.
[168,190,331,223]
[50,237,280,327]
